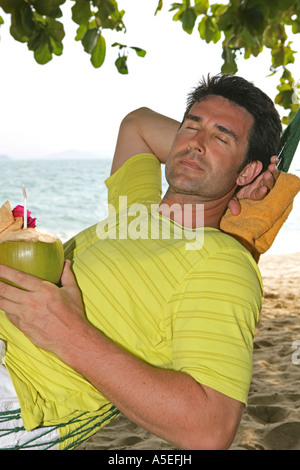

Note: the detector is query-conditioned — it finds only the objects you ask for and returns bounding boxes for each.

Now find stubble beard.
[165,150,238,202]
[165,150,212,199]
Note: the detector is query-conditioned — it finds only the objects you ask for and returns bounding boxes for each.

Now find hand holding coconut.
[0,260,89,355]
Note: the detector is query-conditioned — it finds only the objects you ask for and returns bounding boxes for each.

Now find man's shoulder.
[105,153,162,208]
[192,228,262,281]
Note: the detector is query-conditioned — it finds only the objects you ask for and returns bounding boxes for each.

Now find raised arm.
[110,107,180,175]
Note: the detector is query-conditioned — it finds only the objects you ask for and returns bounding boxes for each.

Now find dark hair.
[183,74,282,172]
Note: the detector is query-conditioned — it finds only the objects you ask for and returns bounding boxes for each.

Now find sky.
[0,0,299,165]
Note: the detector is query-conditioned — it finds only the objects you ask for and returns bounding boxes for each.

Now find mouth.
[180,159,203,171]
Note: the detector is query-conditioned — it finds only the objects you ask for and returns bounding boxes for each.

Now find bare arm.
[0,262,243,450]
[110,107,180,175]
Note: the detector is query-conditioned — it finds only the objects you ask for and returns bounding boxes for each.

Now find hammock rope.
[0,406,120,450]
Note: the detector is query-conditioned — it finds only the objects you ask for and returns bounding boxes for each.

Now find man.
[0,74,281,450]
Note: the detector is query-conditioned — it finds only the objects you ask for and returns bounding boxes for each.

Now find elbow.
[174,420,239,450]
[179,430,236,451]
[121,107,152,124]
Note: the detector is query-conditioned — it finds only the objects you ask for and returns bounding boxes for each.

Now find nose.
[188,129,205,154]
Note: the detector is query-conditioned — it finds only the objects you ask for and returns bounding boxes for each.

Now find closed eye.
[216,135,227,144]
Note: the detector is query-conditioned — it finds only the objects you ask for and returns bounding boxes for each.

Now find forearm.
[111,107,180,174]
[0,264,243,450]
[129,107,180,163]
[55,320,242,450]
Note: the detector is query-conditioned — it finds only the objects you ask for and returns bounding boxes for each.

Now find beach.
[78,252,300,451]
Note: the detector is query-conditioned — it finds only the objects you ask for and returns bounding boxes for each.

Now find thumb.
[61,260,80,293]
[227,197,241,216]
[61,260,83,306]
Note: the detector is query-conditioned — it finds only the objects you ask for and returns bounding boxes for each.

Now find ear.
[236,161,263,186]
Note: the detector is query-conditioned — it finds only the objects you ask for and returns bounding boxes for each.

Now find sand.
[77,252,300,451]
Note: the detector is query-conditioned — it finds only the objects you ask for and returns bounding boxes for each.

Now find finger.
[0,279,25,302]
[60,260,83,303]
[253,184,268,200]
[61,260,77,289]
[0,294,19,316]
[261,170,275,190]
[270,155,279,165]
[267,156,279,181]
[227,197,241,216]
[0,264,45,292]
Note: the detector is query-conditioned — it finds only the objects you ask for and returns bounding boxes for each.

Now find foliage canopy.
[0,0,299,122]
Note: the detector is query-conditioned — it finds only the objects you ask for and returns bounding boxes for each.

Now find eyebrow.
[185,113,238,142]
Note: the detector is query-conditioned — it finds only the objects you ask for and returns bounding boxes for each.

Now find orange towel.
[220,172,300,262]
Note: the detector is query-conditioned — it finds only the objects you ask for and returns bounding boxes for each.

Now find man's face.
[165,95,254,202]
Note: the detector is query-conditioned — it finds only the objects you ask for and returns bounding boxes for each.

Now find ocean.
[0,158,299,255]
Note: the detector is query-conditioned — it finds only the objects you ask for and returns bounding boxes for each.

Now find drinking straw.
[21,184,27,229]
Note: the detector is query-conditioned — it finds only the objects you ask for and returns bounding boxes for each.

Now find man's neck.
[159,188,236,229]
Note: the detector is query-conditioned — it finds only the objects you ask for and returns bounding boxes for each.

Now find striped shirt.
[0,153,262,442]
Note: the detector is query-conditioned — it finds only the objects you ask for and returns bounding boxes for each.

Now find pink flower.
[13,205,36,228]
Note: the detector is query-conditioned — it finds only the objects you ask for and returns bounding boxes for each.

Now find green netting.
[277,107,300,172]
[0,406,120,450]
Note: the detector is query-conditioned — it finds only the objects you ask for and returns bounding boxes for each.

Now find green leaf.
[27,30,42,51]
[95,3,125,31]
[155,0,163,15]
[272,42,296,68]
[31,0,65,18]
[240,27,261,48]
[112,42,126,49]
[75,23,87,41]
[0,0,24,14]
[198,16,221,44]
[71,0,92,25]
[112,43,146,58]
[82,28,98,53]
[180,7,197,34]
[221,46,238,73]
[94,0,116,16]
[275,89,294,109]
[91,33,106,68]
[46,18,64,42]
[46,19,64,55]
[130,46,146,57]
[243,7,266,35]
[194,0,209,15]
[10,3,35,43]
[115,55,128,74]
[49,35,63,55]
[216,5,236,32]
[292,15,300,34]
[0,15,4,25]
[169,3,184,13]
[263,24,282,49]
[33,34,52,64]
[271,44,285,68]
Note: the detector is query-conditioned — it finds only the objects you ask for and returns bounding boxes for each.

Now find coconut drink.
[0,199,64,285]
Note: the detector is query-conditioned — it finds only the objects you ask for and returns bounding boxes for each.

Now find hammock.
[277,107,300,172]
[0,406,120,450]
[0,107,299,451]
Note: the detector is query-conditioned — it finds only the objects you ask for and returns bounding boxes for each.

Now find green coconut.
[0,228,64,286]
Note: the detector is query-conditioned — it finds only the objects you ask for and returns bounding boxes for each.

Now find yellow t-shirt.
[0,153,262,446]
